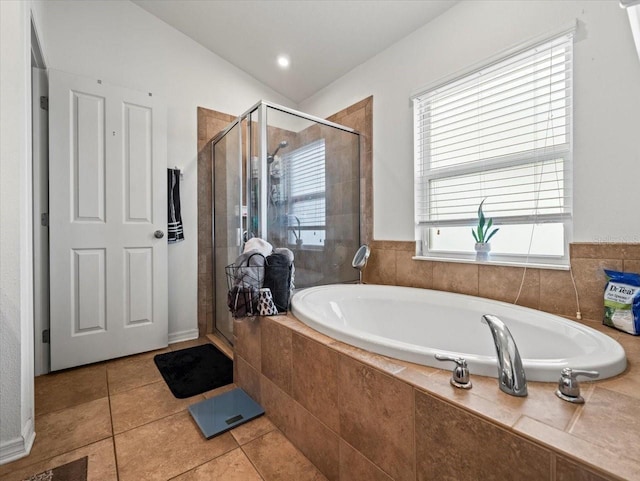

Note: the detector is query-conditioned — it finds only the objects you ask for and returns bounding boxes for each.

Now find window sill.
[411,255,570,271]
[289,245,324,252]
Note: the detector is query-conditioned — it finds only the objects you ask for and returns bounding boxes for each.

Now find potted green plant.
[471,199,499,261]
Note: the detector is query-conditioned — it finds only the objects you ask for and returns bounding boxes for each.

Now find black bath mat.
[154,343,233,399]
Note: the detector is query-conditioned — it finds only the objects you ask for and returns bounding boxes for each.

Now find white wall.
[300,0,640,243]
[31,0,296,339]
[0,0,35,463]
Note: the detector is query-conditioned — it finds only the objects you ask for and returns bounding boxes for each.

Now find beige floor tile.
[230,416,276,445]
[107,351,165,394]
[171,448,263,481]
[0,438,117,481]
[114,410,238,481]
[0,398,112,476]
[110,380,204,434]
[35,363,108,416]
[242,430,327,481]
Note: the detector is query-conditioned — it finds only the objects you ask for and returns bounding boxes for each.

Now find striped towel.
[168,168,184,243]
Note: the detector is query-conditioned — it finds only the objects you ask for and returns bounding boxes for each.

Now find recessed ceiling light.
[277,55,290,69]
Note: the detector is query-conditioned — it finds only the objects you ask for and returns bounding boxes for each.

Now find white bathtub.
[290,284,627,382]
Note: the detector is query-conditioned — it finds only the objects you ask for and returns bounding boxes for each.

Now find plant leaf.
[485,228,499,243]
[472,229,479,242]
[478,211,485,239]
[478,198,486,217]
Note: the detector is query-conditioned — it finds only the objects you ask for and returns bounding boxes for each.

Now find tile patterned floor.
[0,338,327,481]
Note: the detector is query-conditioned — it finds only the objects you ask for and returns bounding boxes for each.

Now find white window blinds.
[283,139,326,245]
[414,32,573,233]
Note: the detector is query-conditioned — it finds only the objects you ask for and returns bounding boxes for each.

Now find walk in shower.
[212,101,361,343]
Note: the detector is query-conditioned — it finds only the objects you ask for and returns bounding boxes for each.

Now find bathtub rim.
[290,283,627,382]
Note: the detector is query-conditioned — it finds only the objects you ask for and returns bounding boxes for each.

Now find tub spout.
[481,314,528,397]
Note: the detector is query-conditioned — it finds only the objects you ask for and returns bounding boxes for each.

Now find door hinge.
[40,213,48,227]
[42,329,50,343]
[40,96,48,111]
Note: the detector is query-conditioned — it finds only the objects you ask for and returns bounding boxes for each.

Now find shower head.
[268,140,289,163]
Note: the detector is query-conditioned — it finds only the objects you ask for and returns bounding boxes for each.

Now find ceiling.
[132,0,458,103]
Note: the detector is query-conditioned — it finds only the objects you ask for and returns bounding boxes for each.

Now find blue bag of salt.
[603,269,640,335]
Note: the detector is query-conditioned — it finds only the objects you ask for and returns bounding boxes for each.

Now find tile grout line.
[239,429,283,481]
[239,445,267,481]
[110,386,208,436]
[413,388,417,481]
[106,366,121,481]
[341,437,395,481]
[0,438,110,480]
[164,443,241,480]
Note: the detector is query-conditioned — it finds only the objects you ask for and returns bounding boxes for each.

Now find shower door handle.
[154,230,165,239]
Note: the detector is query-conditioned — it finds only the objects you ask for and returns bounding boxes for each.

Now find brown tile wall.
[234,314,623,481]
[362,241,640,322]
[327,96,373,246]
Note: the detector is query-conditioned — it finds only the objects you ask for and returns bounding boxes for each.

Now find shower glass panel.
[262,106,360,287]
[213,121,242,343]
[212,101,360,344]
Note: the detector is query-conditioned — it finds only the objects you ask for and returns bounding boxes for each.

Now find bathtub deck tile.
[338,355,415,481]
[286,400,340,481]
[339,440,393,481]
[514,416,638,481]
[329,341,407,376]
[234,318,262,371]
[261,318,293,395]
[416,390,553,481]
[260,375,297,436]
[291,333,340,432]
[556,456,619,481]
[273,315,336,346]
[235,355,262,404]
[568,387,640,455]
[407,369,523,427]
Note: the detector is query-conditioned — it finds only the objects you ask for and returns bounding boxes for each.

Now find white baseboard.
[168,328,199,344]
[0,418,35,466]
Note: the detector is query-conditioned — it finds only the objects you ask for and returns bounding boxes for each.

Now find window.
[283,139,326,247]
[413,31,574,265]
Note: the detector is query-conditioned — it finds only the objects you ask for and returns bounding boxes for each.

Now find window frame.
[412,25,575,267]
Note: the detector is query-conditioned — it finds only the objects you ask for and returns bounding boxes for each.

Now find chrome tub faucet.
[481,314,528,397]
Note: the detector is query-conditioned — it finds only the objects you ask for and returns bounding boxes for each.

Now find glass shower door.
[213,121,242,343]
[211,100,361,344]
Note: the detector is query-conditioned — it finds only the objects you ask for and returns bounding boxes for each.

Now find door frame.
[31,16,49,376]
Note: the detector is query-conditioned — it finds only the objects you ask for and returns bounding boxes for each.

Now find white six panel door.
[49,70,168,371]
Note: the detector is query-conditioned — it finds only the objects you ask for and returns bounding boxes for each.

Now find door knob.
[154,230,164,239]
